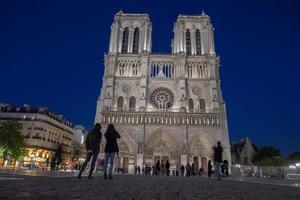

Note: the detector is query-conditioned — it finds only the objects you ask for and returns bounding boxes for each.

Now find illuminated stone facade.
[95,11,231,173]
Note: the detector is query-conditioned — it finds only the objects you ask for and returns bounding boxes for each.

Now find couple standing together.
[77,123,120,180]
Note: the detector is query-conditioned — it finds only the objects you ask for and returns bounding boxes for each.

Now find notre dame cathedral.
[95,11,231,173]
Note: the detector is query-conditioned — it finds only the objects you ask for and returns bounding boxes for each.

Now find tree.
[253,146,286,166]
[0,120,25,167]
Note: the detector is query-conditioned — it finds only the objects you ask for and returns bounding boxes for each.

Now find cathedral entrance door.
[154,155,160,164]
[201,157,208,173]
[193,156,199,171]
[123,157,129,173]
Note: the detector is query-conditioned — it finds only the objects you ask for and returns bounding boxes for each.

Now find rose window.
[150,87,174,109]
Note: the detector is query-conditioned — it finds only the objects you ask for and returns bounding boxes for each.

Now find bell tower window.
[186,29,191,55]
[121,27,129,53]
[132,28,139,54]
[196,29,201,55]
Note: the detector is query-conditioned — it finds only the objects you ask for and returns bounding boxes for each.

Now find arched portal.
[113,128,138,173]
[144,128,180,167]
[188,135,214,173]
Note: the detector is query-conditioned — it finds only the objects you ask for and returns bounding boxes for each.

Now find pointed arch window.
[196,29,201,55]
[132,28,139,54]
[117,96,124,111]
[188,98,194,112]
[199,98,206,112]
[121,27,129,53]
[129,96,136,111]
[186,29,192,55]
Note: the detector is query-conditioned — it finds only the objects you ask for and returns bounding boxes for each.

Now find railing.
[101,111,221,126]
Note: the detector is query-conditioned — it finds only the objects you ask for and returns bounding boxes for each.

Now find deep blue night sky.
[1,0,300,155]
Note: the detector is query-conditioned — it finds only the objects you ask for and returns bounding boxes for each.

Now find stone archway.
[144,128,180,167]
[188,135,214,173]
[114,128,138,173]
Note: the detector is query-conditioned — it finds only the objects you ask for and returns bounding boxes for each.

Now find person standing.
[155,160,160,175]
[78,124,102,179]
[161,160,165,176]
[165,160,170,176]
[186,162,191,177]
[103,124,121,180]
[137,165,141,175]
[214,141,223,180]
[208,160,212,177]
[223,160,229,177]
[180,165,185,176]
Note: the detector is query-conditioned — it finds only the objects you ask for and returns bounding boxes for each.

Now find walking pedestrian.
[103,124,121,180]
[214,141,223,180]
[78,124,102,179]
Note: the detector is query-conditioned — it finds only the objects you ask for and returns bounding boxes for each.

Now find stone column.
[118,28,124,53]
[191,29,196,55]
[208,26,216,55]
[109,23,119,53]
[147,23,152,53]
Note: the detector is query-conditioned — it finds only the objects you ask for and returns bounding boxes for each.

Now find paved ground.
[0,171,300,200]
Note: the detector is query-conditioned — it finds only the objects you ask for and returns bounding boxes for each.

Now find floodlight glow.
[235,164,241,168]
[289,165,296,169]
[295,163,300,167]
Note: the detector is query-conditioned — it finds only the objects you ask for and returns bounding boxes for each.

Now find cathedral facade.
[95,11,231,173]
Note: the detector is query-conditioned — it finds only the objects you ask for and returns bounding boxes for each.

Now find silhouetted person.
[137,165,141,175]
[78,124,102,179]
[223,160,229,177]
[165,160,171,176]
[103,124,121,180]
[155,160,160,175]
[199,166,205,177]
[208,160,212,177]
[135,165,138,175]
[214,141,223,180]
[161,160,165,176]
[186,162,191,177]
[180,165,185,176]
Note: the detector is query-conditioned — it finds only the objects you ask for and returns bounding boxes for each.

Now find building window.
[117,96,124,111]
[186,29,191,55]
[121,27,129,53]
[129,96,136,111]
[188,98,194,111]
[132,28,139,54]
[196,29,201,55]
[199,98,206,112]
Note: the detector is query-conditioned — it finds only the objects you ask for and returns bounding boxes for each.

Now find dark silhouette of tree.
[253,146,286,166]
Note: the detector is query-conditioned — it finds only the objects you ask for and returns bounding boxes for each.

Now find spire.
[201,11,206,16]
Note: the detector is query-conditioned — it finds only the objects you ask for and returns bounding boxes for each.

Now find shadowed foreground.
[0,174,300,200]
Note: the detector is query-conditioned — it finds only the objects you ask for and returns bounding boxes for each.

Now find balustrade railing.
[101,111,221,126]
